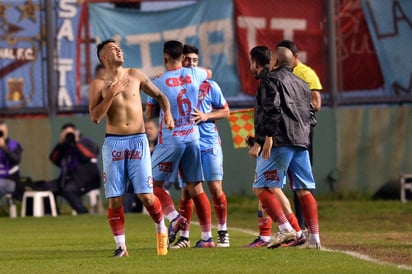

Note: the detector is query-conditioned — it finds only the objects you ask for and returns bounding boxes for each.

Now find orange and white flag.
[228,108,255,149]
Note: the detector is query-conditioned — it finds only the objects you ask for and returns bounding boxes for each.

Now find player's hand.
[151,72,163,80]
[191,108,207,124]
[163,111,175,130]
[107,79,130,97]
[248,143,260,158]
[245,135,255,148]
[262,136,273,160]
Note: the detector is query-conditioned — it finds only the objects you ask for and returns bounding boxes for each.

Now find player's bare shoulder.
[89,77,105,98]
[127,67,147,82]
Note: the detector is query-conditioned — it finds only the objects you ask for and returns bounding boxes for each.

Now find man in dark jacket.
[249,46,321,249]
[47,123,101,214]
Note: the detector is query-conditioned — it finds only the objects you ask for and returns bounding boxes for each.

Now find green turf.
[0,197,411,274]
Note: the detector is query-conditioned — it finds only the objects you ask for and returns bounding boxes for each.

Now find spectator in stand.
[145,118,159,154]
[94,63,106,80]
[46,123,101,214]
[0,120,24,201]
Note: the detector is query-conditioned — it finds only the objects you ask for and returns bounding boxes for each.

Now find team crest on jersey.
[198,88,206,101]
[198,83,211,102]
[159,162,173,172]
[264,170,280,181]
[147,176,153,188]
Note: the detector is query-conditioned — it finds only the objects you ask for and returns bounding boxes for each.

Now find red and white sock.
[154,186,178,221]
[299,193,319,238]
[213,193,227,231]
[286,212,302,236]
[258,190,293,232]
[258,213,272,242]
[193,192,212,240]
[108,206,126,249]
[144,197,166,233]
[179,198,193,238]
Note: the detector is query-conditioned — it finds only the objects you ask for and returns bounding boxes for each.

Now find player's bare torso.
[101,68,145,135]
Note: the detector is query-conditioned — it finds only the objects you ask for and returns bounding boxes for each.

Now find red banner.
[338,0,383,91]
[234,0,325,95]
[234,0,383,95]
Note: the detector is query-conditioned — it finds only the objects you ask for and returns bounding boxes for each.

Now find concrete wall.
[6,105,412,198]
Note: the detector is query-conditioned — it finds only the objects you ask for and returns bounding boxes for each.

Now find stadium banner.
[0,0,83,112]
[55,0,84,109]
[0,0,47,110]
[228,108,255,149]
[361,0,412,95]
[338,0,383,92]
[234,0,325,95]
[88,0,240,99]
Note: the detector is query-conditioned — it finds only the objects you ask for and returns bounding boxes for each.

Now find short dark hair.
[183,44,199,55]
[96,39,116,63]
[163,40,183,60]
[276,40,298,56]
[250,46,270,67]
[61,122,76,131]
[94,63,105,76]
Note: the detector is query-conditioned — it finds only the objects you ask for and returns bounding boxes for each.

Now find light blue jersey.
[197,80,228,149]
[148,67,207,144]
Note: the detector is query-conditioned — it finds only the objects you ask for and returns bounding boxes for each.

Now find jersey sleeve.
[305,69,323,91]
[294,63,323,91]
[146,95,158,106]
[193,67,208,83]
[209,80,227,109]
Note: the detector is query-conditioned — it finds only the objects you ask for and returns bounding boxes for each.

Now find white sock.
[114,235,126,250]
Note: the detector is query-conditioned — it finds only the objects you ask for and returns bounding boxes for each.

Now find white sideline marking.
[212,225,412,271]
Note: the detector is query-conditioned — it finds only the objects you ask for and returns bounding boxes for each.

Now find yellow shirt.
[293,62,322,91]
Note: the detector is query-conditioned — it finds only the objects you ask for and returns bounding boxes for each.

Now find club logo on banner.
[0,0,83,111]
[0,0,42,109]
[228,108,254,149]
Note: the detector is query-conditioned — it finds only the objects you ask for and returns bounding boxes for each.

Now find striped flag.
[228,108,255,149]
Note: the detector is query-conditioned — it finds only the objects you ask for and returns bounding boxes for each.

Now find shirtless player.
[89,39,174,257]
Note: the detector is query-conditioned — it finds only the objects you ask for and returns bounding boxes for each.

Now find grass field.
[0,197,411,273]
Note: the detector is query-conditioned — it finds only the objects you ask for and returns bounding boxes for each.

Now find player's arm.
[206,104,230,120]
[311,90,322,112]
[192,104,229,124]
[89,79,113,124]
[140,72,174,130]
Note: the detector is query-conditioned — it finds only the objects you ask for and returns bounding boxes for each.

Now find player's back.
[152,67,207,144]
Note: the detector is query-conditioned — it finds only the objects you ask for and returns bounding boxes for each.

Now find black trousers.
[47,177,89,214]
